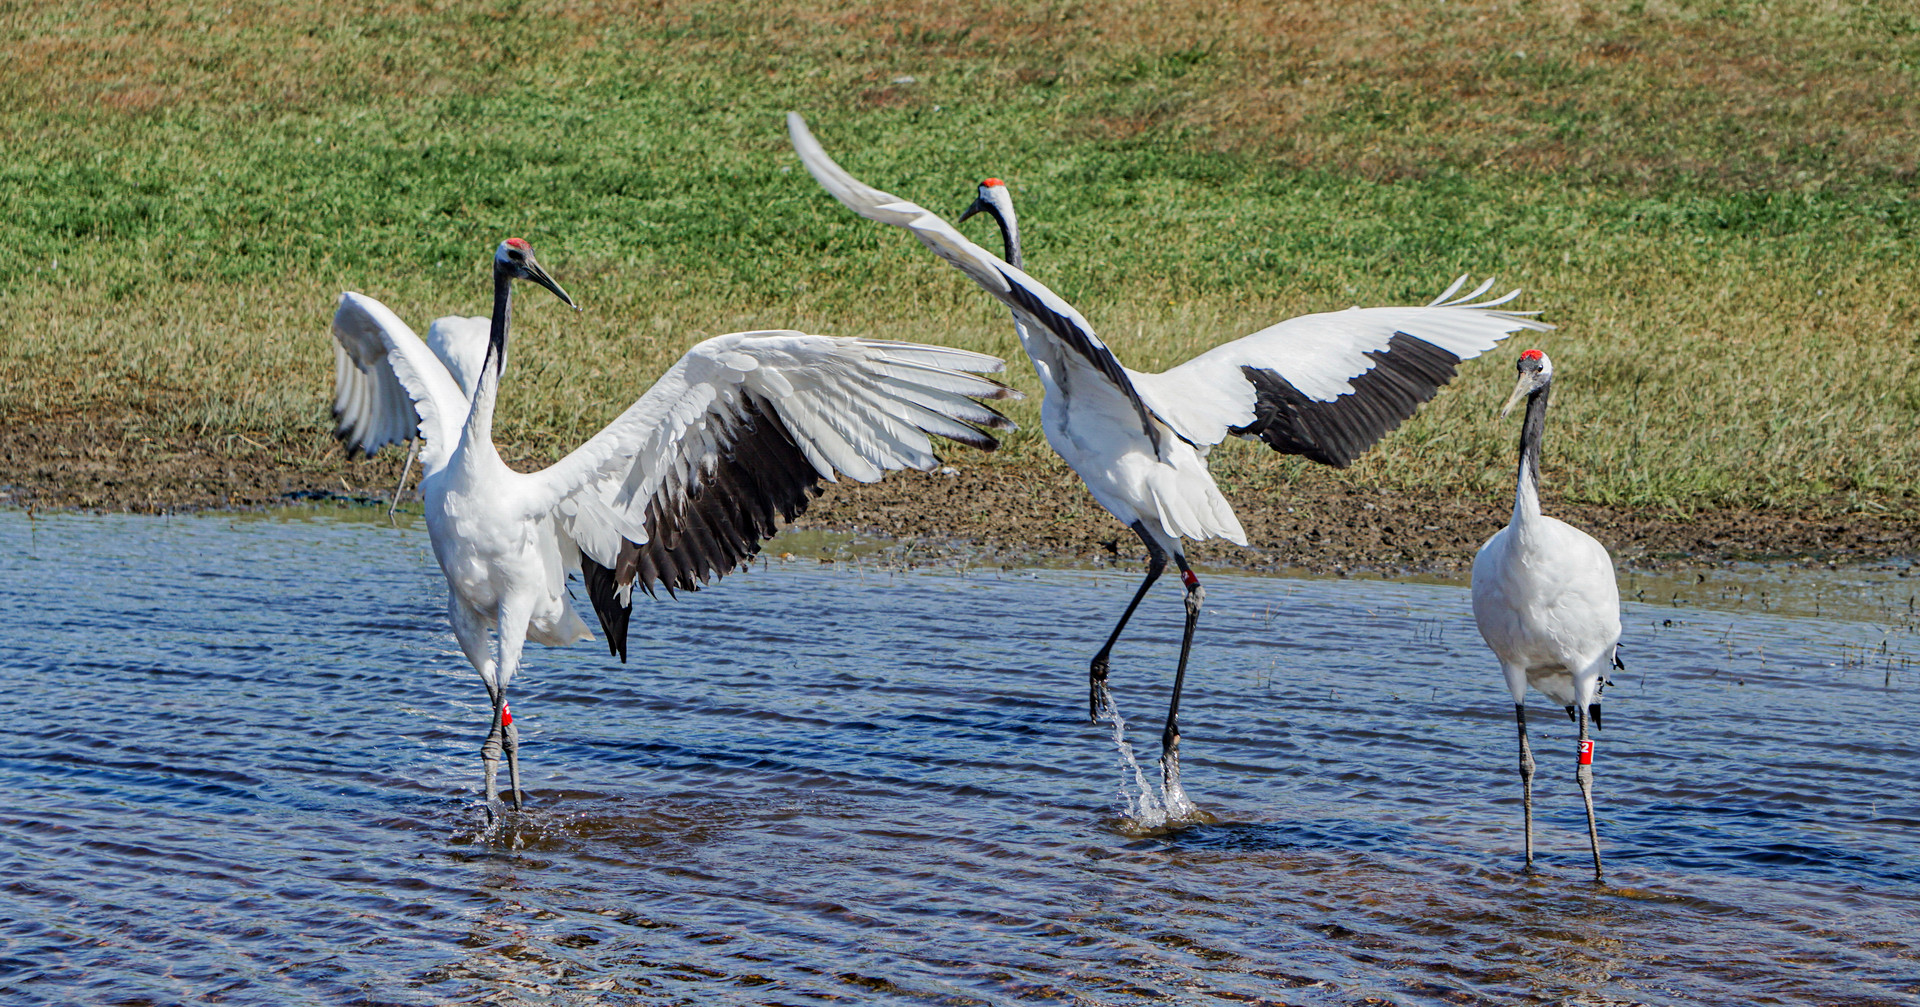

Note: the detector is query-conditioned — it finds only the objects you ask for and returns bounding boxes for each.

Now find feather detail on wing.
[1129,276,1554,467]
[329,292,470,474]
[527,331,1017,661]
[787,112,1164,454]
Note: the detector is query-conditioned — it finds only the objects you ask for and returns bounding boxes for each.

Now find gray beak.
[957,196,990,224]
[1499,373,1532,418]
[525,259,579,311]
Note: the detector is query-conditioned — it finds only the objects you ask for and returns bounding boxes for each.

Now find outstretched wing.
[329,292,469,474]
[527,331,1018,660]
[1128,276,1553,467]
[787,113,1165,455]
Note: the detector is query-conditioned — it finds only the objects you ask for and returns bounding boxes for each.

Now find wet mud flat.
[1,508,1915,1005]
[1,412,1913,574]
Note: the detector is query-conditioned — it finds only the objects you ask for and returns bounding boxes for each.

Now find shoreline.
[3,415,1912,576]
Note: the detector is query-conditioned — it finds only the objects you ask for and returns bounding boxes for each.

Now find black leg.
[1089,522,1167,720]
[503,697,524,812]
[481,681,505,824]
[1515,703,1535,869]
[1576,705,1602,881]
[1159,555,1203,803]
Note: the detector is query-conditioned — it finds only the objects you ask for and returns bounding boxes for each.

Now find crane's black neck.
[484,267,513,376]
[1513,380,1551,520]
[461,268,518,454]
[981,200,1022,270]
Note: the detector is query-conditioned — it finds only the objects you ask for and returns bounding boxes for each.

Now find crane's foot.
[1089,654,1113,721]
[1157,723,1200,821]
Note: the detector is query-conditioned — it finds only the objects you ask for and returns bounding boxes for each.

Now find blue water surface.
[0,507,1914,1006]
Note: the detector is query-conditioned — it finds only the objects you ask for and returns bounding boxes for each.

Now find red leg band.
[1578,739,1593,765]
[1182,570,1199,588]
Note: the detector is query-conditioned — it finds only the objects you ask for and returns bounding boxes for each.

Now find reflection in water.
[0,506,1914,1006]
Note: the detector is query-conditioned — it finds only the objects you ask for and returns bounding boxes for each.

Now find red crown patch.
[504,237,530,250]
[981,178,1004,188]
[1520,349,1544,361]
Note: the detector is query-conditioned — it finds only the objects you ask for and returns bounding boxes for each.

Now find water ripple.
[0,507,1915,1006]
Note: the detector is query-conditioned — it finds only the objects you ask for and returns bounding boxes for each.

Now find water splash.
[1098,685,1167,829]
[1100,685,1206,830]
[1159,747,1199,822]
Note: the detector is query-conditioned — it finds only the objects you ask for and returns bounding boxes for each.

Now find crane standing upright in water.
[331,238,1018,822]
[788,113,1551,815]
[1470,349,1622,880]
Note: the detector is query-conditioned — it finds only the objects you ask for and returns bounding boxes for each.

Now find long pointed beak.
[1499,375,1532,418]
[957,196,990,224]
[526,260,579,311]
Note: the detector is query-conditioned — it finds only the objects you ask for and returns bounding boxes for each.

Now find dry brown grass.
[11,1,1914,190]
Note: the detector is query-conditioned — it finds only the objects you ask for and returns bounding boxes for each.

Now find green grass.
[3,0,1916,513]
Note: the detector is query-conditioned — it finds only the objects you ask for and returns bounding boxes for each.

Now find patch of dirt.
[2,412,1912,573]
[795,464,1919,575]
[0,413,414,512]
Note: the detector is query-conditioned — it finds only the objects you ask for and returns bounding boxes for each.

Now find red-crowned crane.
[787,113,1550,816]
[331,238,1018,823]
[1470,349,1622,880]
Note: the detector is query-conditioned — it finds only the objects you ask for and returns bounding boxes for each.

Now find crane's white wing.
[522,331,1016,658]
[329,292,469,474]
[1128,277,1553,467]
[425,315,492,399]
[787,113,1167,454]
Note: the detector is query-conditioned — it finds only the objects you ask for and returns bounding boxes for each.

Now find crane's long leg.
[1515,703,1535,869]
[1158,555,1204,814]
[1576,705,1602,881]
[478,684,524,821]
[448,600,509,823]
[388,438,418,525]
[503,695,523,812]
[493,597,534,815]
[481,680,506,819]
[1089,522,1167,720]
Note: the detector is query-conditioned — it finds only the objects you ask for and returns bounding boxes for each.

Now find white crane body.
[1472,513,1620,711]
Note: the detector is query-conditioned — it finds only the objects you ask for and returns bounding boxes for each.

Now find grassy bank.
[3,0,1916,516]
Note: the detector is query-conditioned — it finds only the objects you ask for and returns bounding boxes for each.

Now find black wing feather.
[584,393,826,663]
[1229,332,1462,468]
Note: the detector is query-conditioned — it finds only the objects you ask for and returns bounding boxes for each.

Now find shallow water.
[1,507,1915,1006]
